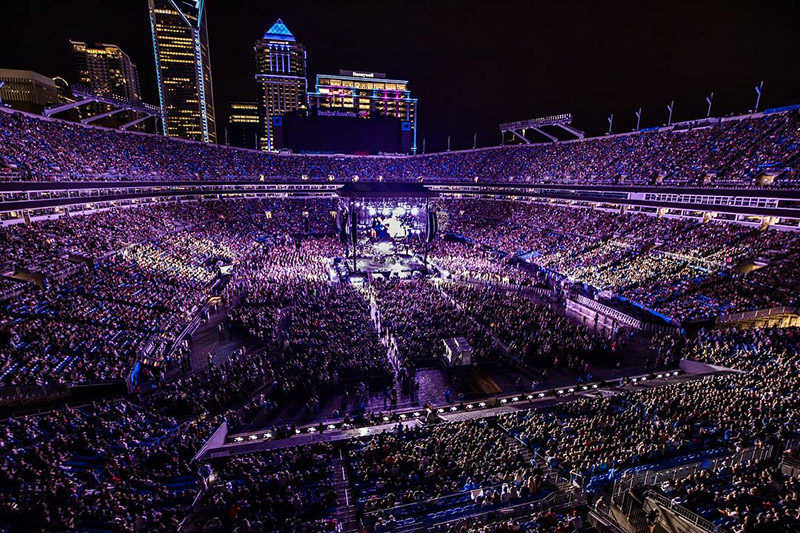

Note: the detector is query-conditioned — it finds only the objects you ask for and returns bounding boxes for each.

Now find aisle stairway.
[333,448,359,533]
[501,429,538,466]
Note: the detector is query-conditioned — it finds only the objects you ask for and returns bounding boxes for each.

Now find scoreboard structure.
[273,113,411,155]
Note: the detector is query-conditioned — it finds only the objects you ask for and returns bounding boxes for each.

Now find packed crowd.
[367,279,501,367]
[440,199,800,322]
[0,389,345,532]
[658,459,800,533]
[154,345,279,426]
[641,326,800,532]
[429,240,547,287]
[0,400,217,532]
[3,193,797,391]
[351,419,552,528]
[503,325,799,468]
[352,420,531,505]
[0,199,336,386]
[227,237,394,397]
[0,241,215,385]
[494,322,800,521]
[500,369,799,487]
[438,283,607,370]
[3,97,800,533]
[6,316,795,532]
[195,443,339,532]
[685,326,800,384]
[2,106,799,185]
[0,198,333,274]
[427,508,589,533]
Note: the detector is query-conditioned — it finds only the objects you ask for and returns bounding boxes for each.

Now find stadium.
[1,2,800,533]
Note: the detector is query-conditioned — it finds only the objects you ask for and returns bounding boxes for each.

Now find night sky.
[2,0,799,151]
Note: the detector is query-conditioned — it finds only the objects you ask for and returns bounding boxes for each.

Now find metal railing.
[615,490,650,532]
[612,445,775,501]
[716,305,798,325]
[362,474,559,526]
[587,507,626,533]
[780,454,800,475]
[430,489,585,532]
[442,276,553,299]
[0,383,69,404]
[368,481,583,533]
[645,490,724,533]
[784,436,800,452]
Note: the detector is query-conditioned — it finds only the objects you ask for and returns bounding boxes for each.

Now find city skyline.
[2,1,800,151]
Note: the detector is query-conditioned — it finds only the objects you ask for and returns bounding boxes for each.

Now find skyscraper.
[309,70,418,154]
[254,19,307,152]
[227,100,259,149]
[70,41,141,102]
[148,0,216,143]
[0,69,59,113]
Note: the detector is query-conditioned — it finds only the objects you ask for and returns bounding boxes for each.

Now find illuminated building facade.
[308,70,417,154]
[227,100,259,149]
[148,0,216,142]
[0,68,59,113]
[70,41,141,101]
[254,19,307,152]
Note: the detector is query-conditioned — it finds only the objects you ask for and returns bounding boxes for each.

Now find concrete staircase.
[500,427,569,492]
[333,448,359,533]
[501,430,538,467]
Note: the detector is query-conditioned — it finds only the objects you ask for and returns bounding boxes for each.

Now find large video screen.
[355,204,425,244]
[371,210,417,239]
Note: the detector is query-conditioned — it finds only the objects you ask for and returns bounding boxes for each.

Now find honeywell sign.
[339,69,387,79]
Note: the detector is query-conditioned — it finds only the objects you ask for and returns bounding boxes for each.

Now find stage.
[334,182,440,279]
[332,251,430,283]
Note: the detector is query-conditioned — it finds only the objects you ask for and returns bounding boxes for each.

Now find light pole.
[754,81,764,112]
[0,81,5,106]
[706,92,714,118]
[635,108,642,132]
[447,136,451,152]
[607,113,614,135]
[473,132,477,150]
[667,100,674,127]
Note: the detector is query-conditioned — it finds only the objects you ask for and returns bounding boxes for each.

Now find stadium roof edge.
[1,102,798,158]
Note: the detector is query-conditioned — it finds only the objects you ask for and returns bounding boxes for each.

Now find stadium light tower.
[754,81,764,112]
[667,100,674,126]
[706,92,714,118]
[607,113,614,135]
[635,108,642,132]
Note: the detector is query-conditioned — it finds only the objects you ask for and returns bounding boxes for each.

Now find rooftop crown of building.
[263,18,295,41]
